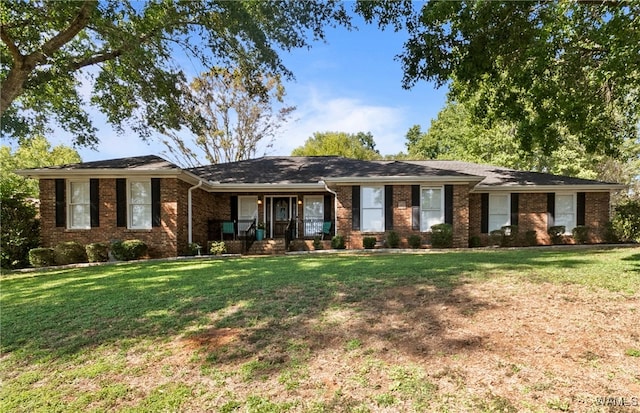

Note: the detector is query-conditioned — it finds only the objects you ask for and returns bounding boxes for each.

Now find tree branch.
[0,26,23,63]
[39,0,97,57]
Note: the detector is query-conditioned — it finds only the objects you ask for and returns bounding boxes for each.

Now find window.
[129,180,152,229]
[420,187,443,231]
[488,194,510,232]
[361,186,384,232]
[68,181,90,229]
[304,196,324,236]
[238,196,258,234]
[555,194,576,233]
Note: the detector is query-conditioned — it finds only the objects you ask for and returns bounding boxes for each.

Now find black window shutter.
[577,192,586,226]
[351,185,360,230]
[230,196,238,222]
[90,179,100,228]
[384,185,393,230]
[510,193,519,227]
[323,194,332,221]
[151,178,161,227]
[116,178,127,227]
[55,179,66,227]
[480,193,489,234]
[444,185,454,225]
[547,193,555,228]
[411,185,420,231]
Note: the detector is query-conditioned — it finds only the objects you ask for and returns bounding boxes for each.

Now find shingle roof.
[32,155,182,171]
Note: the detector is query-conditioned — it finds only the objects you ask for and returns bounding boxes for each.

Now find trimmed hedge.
[331,235,346,249]
[572,226,590,244]
[111,240,148,261]
[547,226,566,245]
[86,243,110,263]
[408,234,422,249]
[362,236,377,249]
[54,241,88,265]
[431,223,453,248]
[28,248,55,267]
[386,231,400,248]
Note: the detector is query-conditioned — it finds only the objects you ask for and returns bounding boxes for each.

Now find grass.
[1,247,639,412]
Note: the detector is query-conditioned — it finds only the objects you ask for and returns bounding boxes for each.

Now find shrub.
[489,229,504,246]
[603,221,620,243]
[1,193,40,269]
[54,241,88,265]
[501,225,519,246]
[408,234,423,249]
[363,236,377,249]
[209,241,227,255]
[331,235,346,249]
[86,243,110,263]
[469,235,482,248]
[525,230,538,246]
[386,231,400,248]
[111,240,148,261]
[312,236,322,250]
[571,226,590,244]
[611,198,640,242]
[185,242,202,256]
[547,226,566,245]
[28,248,55,267]
[431,223,453,248]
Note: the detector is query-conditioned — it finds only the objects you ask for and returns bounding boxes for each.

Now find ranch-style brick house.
[18,155,624,257]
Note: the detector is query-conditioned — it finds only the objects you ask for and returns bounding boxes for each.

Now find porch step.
[247,239,287,255]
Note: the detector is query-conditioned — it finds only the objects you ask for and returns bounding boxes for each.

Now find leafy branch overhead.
[0,0,351,146]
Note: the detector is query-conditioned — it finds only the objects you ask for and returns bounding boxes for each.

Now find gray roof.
[31,155,182,171]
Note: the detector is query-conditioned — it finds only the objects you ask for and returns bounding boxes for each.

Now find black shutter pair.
[55,178,100,227]
[350,185,394,231]
[480,193,519,233]
[116,178,161,227]
[411,185,454,230]
[547,192,586,227]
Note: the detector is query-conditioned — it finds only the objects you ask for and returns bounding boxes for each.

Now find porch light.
[257,197,263,205]
[298,199,303,205]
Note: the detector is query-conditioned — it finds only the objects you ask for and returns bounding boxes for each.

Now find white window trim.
[555,192,577,235]
[67,179,90,230]
[361,186,385,233]
[420,186,444,232]
[488,193,511,232]
[127,179,152,230]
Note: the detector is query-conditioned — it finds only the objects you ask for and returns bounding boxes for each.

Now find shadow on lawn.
[0,249,599,372]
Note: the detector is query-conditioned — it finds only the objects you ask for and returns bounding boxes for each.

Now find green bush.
[362,236,377,249]
[547,226,566,245]
[185,242,202,256]
[525,230,538,246]
[386,231,400,248]
[489,229,504,246]
[53,241,88,265]
[603,221,620,243]
[312,236,322,250]
[501,225,519,246]
[331,235,346,249]
[431,223,453,248]
[111,240,148,261]
[408,234,423,249]
[611,198,640,242]
[469,235,482,248]
[571,226,590,244]
[28,248,55,267]
[209,241,227,255]
[85,243,110,263]
[1,193,40,269]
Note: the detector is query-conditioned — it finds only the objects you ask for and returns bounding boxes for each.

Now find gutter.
[187,180,204,244]
[320,180,338,240]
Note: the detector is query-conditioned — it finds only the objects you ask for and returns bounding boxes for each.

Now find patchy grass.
[1,247,639,412]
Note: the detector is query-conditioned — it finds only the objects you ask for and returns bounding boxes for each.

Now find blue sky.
[56,14,449,163]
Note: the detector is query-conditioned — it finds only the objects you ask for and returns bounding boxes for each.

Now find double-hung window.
[129,180,152,229]
[361,186,384,232]
[488,194,510,232]
[555,193,576,233]
[68,180,90,229]
[420,187,443,231]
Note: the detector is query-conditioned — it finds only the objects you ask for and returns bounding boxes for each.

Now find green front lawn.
[1,247,639,412]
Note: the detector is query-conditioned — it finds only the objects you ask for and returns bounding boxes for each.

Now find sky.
[52,14,449,163]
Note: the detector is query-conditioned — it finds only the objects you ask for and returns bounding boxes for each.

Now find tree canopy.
[1,0,350,146]
[359,0,640,156]
[291,131,381,160]
[160,68,295,167]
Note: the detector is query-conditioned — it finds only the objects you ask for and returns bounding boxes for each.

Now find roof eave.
[207,183,328,192]
[323,176,484,185]
[472,184,626,192]
[15,168,206,187]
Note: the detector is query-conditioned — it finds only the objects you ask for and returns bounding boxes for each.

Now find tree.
[291,131,382,160]
[357,1,640,156]
[1,135,81,198]
[1,1,351,146]
[159,68,295,167]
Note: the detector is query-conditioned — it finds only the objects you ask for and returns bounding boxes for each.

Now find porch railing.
[244,219,256,253]
[302,218,328,238]
[284,218,296,251]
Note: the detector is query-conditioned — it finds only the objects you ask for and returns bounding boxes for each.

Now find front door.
[266,196,297,238]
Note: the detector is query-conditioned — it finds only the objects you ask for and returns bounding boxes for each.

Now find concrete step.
[247,239,286,255]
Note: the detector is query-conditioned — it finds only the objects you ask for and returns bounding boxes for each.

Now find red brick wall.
[585,192,610,243]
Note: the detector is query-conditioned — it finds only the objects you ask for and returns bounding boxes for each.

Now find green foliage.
[430,223,453,248]
[547,226,566,245]
[501,225,519,247]
[1,192,40,269]
[291,131,381,160]
[331,235,346,250]
[1,1,352,146]
[489,230,504,247]
[111,240,148,261]
[408,234,422,249]
[28,248,55,268]
[85,243,110,263]
[312,236,322,250]
[386,231,400,248]
[362,236,377,249]
[525,231,538,247]
[53,241,88,265]
[184,243,202,256]
[571,226,590,245]
[469,235,482,248]
[611,198,640,242]
[209,241,227,255]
